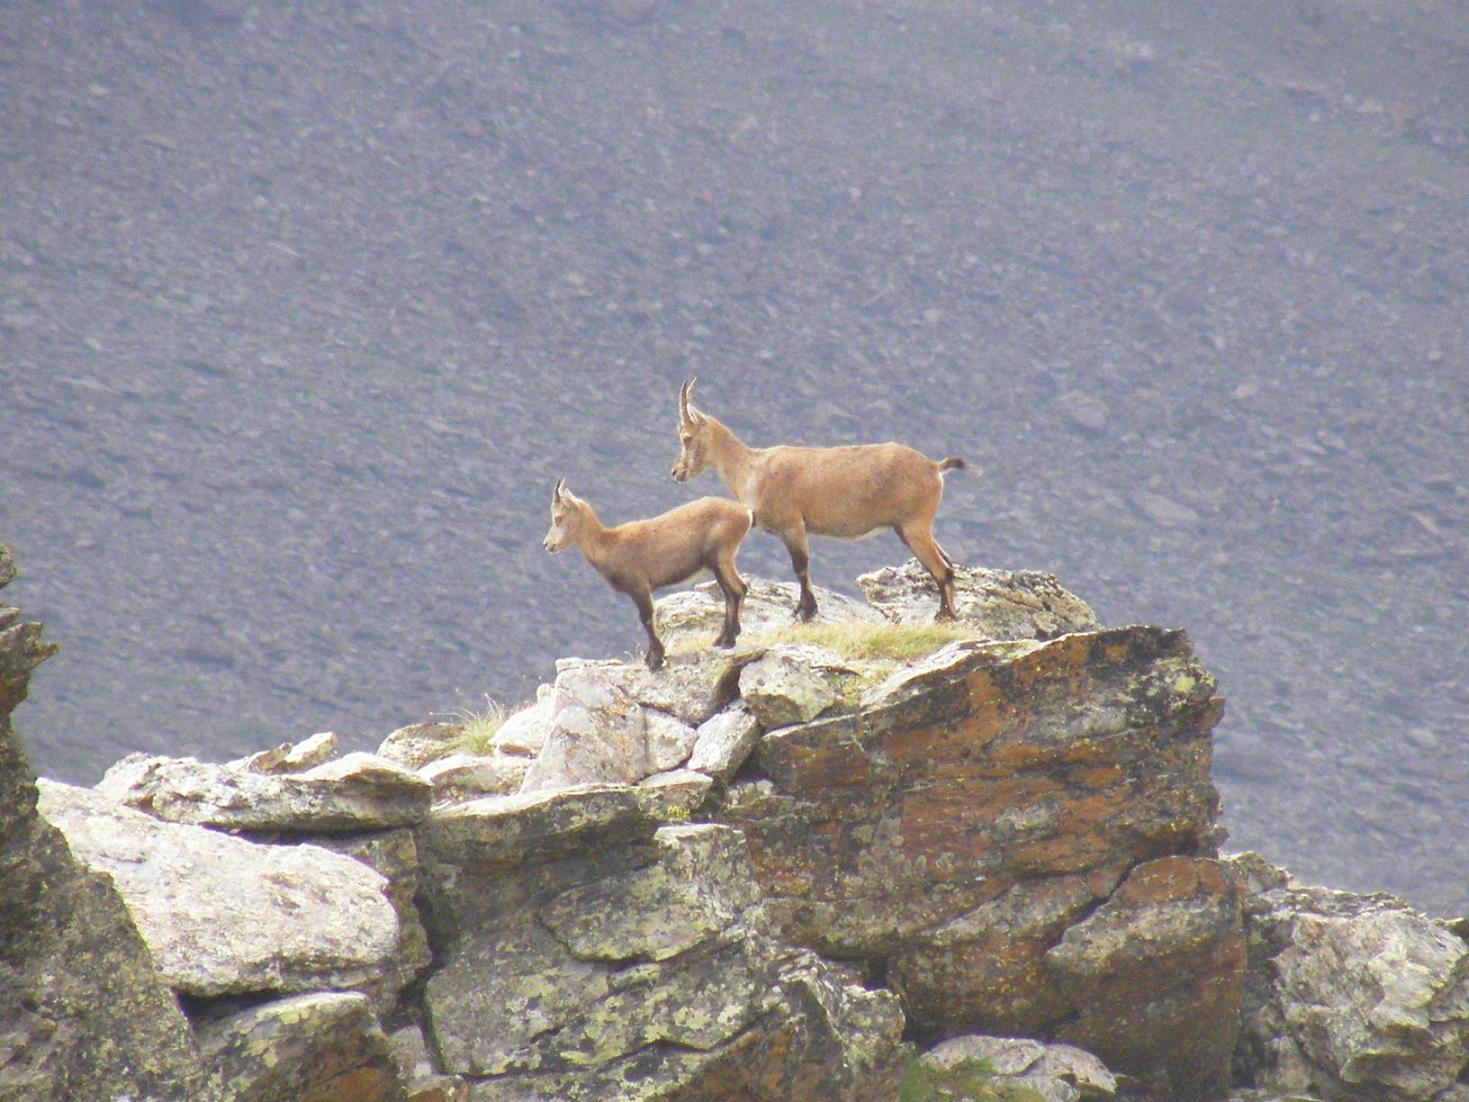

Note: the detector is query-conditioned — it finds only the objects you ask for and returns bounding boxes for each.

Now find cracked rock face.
[519,660,726,792]
[415,789,905,1101]
[1047,855,1246,1100]
[1231,852,1469,1102]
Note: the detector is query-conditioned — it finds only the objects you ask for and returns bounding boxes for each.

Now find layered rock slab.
[710,625,1231,1092]
[415,786,905,1100]
[96,749,433,833]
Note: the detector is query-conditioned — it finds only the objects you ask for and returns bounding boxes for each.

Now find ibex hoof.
[645,651,666,671]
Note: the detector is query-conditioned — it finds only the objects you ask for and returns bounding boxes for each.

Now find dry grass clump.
[450,696,508,756]
[753,619,977,663]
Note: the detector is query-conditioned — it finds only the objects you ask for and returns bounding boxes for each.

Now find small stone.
[378,722,467,769]
[1130,490,1200,528]
[230,730,337,774]
[1057,390,1110,432]
[687,703,762,782]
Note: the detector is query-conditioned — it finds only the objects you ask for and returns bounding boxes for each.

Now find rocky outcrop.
[415,785,907,1100]
[12,550,1469,1102]
[1230,852,1469,1102]
[712,621,1231,1096]
[0,543,212,1102]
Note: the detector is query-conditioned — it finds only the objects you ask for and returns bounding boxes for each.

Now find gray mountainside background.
[1,1,1466,912]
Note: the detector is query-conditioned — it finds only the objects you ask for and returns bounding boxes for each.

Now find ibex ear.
[553,478,567,502]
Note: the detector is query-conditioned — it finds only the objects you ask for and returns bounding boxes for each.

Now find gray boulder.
[490,695,553,758]
[738,645,845,728]
[520,661,715,791]
[645,707,700,772]
[378,722,468,770]
[687,702,763,782]
[419,752,526,803]
[39,780,404,1003]
[519,664,652,790]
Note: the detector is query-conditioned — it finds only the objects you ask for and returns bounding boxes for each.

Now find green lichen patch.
[899,1058,1048,1102]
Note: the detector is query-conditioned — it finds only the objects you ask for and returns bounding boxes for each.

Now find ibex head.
[543,478,585,553]
[671,378,713,483]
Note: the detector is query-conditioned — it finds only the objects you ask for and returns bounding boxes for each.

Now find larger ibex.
[671,379,969,622]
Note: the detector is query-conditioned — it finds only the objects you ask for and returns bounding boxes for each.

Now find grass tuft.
[752,620,977,663]
[449,696,508,757]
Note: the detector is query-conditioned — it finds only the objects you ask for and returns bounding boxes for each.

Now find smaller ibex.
[672,380,970,621]
[543,479,752,670]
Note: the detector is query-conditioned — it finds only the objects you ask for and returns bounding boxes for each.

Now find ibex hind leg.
[783,533,818,622]
[898,522,959,621]
[709,552,747,648]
